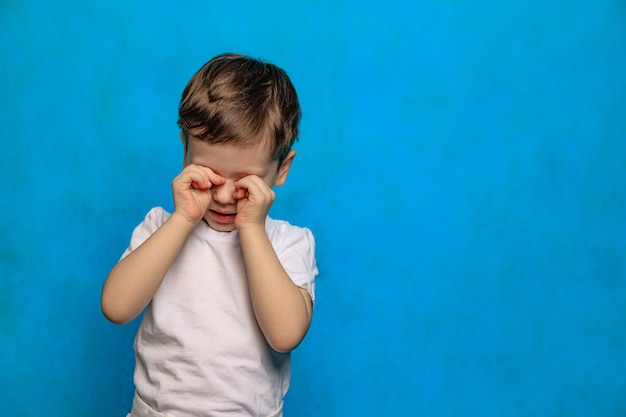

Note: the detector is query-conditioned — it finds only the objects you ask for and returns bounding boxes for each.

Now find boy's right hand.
[172,164,225,225]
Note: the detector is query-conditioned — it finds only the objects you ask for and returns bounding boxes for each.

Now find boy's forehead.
[187,135,277,174]
[186,128,275,156]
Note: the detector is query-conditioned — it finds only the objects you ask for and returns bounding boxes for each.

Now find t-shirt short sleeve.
[121,207,170,259]
[267,220,319,304]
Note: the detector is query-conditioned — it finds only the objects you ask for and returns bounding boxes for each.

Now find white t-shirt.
[122,207,318,417]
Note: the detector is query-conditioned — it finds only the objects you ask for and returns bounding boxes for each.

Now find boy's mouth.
[208,209,236,223]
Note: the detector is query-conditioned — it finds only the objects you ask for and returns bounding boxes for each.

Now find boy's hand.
[234,175,275,231]
[172,164,225,225]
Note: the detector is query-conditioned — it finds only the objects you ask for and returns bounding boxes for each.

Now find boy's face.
[181,132,294,232]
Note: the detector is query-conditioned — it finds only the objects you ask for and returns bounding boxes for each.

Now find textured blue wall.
[1,1,625,416]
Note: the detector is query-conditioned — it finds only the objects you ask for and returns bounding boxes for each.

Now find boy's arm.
[239,227,313,353]
[235,175,313,353]
[101,164,222,324]
[101,213,196,324]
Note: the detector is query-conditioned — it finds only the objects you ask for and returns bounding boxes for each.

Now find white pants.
[127,392,284,417]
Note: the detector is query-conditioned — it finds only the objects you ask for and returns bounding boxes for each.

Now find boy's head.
[177,53,301,166]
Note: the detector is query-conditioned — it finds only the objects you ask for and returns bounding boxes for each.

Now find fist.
[172,164,225,225]
[234,175,276,231]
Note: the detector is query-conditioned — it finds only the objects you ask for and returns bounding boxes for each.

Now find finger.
[233,187,248,200]
[184,166,212,191]
[184,165,225,190]
[235,175,273,200]
[198,166,226,187]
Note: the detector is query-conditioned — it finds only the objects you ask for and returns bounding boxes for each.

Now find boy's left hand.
[234,175,275,231]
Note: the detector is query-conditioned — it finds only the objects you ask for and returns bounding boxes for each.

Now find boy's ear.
[274,150,296,187]
[180,131,188,166]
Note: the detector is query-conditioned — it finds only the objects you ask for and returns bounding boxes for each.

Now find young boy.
[101,53,318,417]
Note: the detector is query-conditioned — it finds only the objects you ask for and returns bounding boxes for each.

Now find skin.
[101,133,313,353]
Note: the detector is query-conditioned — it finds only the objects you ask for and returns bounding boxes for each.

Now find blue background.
[1,1,625,416]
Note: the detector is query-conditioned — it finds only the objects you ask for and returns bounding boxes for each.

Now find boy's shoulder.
[265,216,310,233]
[135,208,314,245]
[137,206,171,229]
[147,206,171,221]
[265,217,315,247]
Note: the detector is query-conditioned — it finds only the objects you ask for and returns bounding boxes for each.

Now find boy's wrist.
[170,211,201,232]
[237,223,267,238]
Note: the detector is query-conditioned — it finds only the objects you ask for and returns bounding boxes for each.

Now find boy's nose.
[211,180,236,205]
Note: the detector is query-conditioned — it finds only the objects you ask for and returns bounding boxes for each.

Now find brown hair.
[177,53,301,164]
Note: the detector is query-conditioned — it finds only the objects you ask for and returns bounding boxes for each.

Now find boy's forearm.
[101,213,196,324]
[239,226,313,353]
